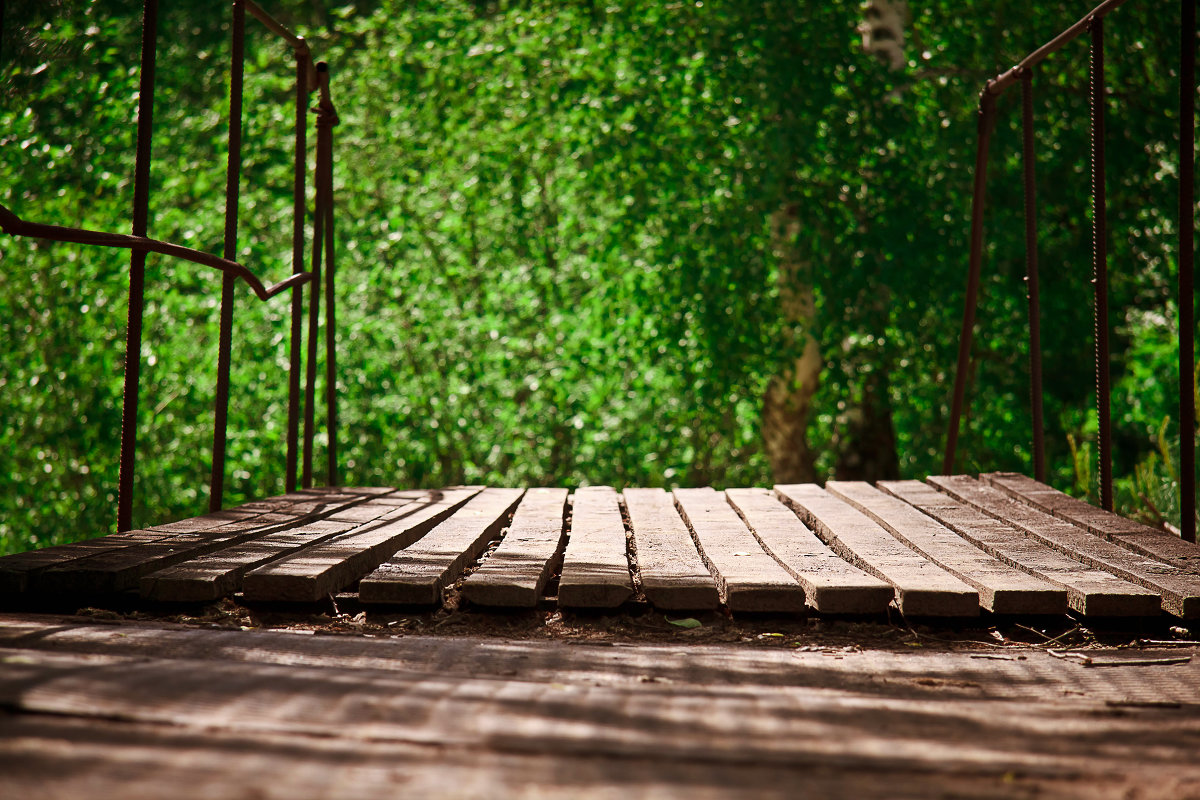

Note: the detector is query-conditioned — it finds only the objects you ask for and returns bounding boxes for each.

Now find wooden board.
[26,492,378,597]
[724,489,893,614]
[981,471,1200,566]
[774,484,979,617]
[557,487,634,608]
[673,488,804,612]
[358,488,525,605]
[624,489,715,614]
[5,615,1200,800]
[460,489,570,607]
[879,480,1162,617]
[241,489,479,603]
[137,500,415,603]
[0,487,380,594]
[826,481,1067,615]
[622,488,720,611]
[929,475,1200,619]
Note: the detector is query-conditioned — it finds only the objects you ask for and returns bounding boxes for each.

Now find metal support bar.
[1090,17,1114,511]
[1180,0,1196,542]
[319,95,339,487]
[286,50,310,493]
[302,135,325,489]
[211,0,246,513]
[944,93,997,475]
[1021,68,1047,483]
[117,0,158,533]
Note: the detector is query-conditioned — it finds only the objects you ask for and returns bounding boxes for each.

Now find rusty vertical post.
[286,50,308,493]
[944,92,998,475]
[320,107,338,487]
[1021,69,1047,483]
[1090,17,1113,511]
[1180,0,1196,542]
[302,126,325,489]
[117,0,159,532]
[211,0,245,512]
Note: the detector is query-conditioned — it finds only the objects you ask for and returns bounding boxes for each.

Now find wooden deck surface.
[4,475,1199,621]
[1,612,1198,799]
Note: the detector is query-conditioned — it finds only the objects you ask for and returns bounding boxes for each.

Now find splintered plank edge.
[673,488,804,613]
[461,489,570,608]
[358,488,525,606]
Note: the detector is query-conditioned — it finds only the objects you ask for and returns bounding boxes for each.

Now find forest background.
[0,0,1194,554]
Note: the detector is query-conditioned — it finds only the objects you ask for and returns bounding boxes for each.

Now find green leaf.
[666,616,702,629]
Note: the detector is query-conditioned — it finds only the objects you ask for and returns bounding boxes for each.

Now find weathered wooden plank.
[139,518,381,603]
[982,471,1200,566]
[879,480,1162,617]
[0,488,384,595]
[242,488,480,603]
[0,532,166,594]
[673,488,804,612]
[357,488,525,605]
[774,484,978,617]
[622,488,720,611]
[460,489,569,607]
[724,489,893,614]
[28,492,379,597]
[826,481,1067,615]
[928,475,1200,618]
[557,487,634,609]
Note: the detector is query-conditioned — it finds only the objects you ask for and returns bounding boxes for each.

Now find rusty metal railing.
[0,0,341,531]
[943,0,1197,542]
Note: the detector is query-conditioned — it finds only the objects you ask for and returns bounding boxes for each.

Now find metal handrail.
[1,0,341,531]
[944,0,1196,542]
[0,204,310,301]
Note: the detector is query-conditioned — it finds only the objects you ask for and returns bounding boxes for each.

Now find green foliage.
[0,0,1194,554]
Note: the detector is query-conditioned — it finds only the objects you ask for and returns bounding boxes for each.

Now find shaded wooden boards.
[139,494,423,602]
[623,488,719,610]
[775,484,979,616]
[0,490,360,593]
[673,488,804,612]
[929,475,1200,619]
[826,481,1067,615]
[460,489,570,608]
[1,488,386,597]
[5,616,1200,800]
[557,487,634,608]
[982,471,1200,565]
[242,488,480,603]
[358,488,524,605]
[880,481,1161,617]
[725,489,893,614]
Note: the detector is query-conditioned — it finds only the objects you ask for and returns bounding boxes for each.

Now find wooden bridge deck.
[2,473,1199,621]
[2,474,1200,797]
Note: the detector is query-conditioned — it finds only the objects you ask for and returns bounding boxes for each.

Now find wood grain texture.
[982,471,1200,566]
[557,487,634,608]
[461,488,569,607]
[826,481,1067,615]
[3,615,1200,800]
[775,484,979,617]
[241,489,479,603]
[880,480,1161,617]
[623,488,719,611]
[27,493,376,597]
[358,488,525,605]
[929,475,1200,618]
[673,488,804,612]
[724,488,893,614]
[0,487,374,594]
